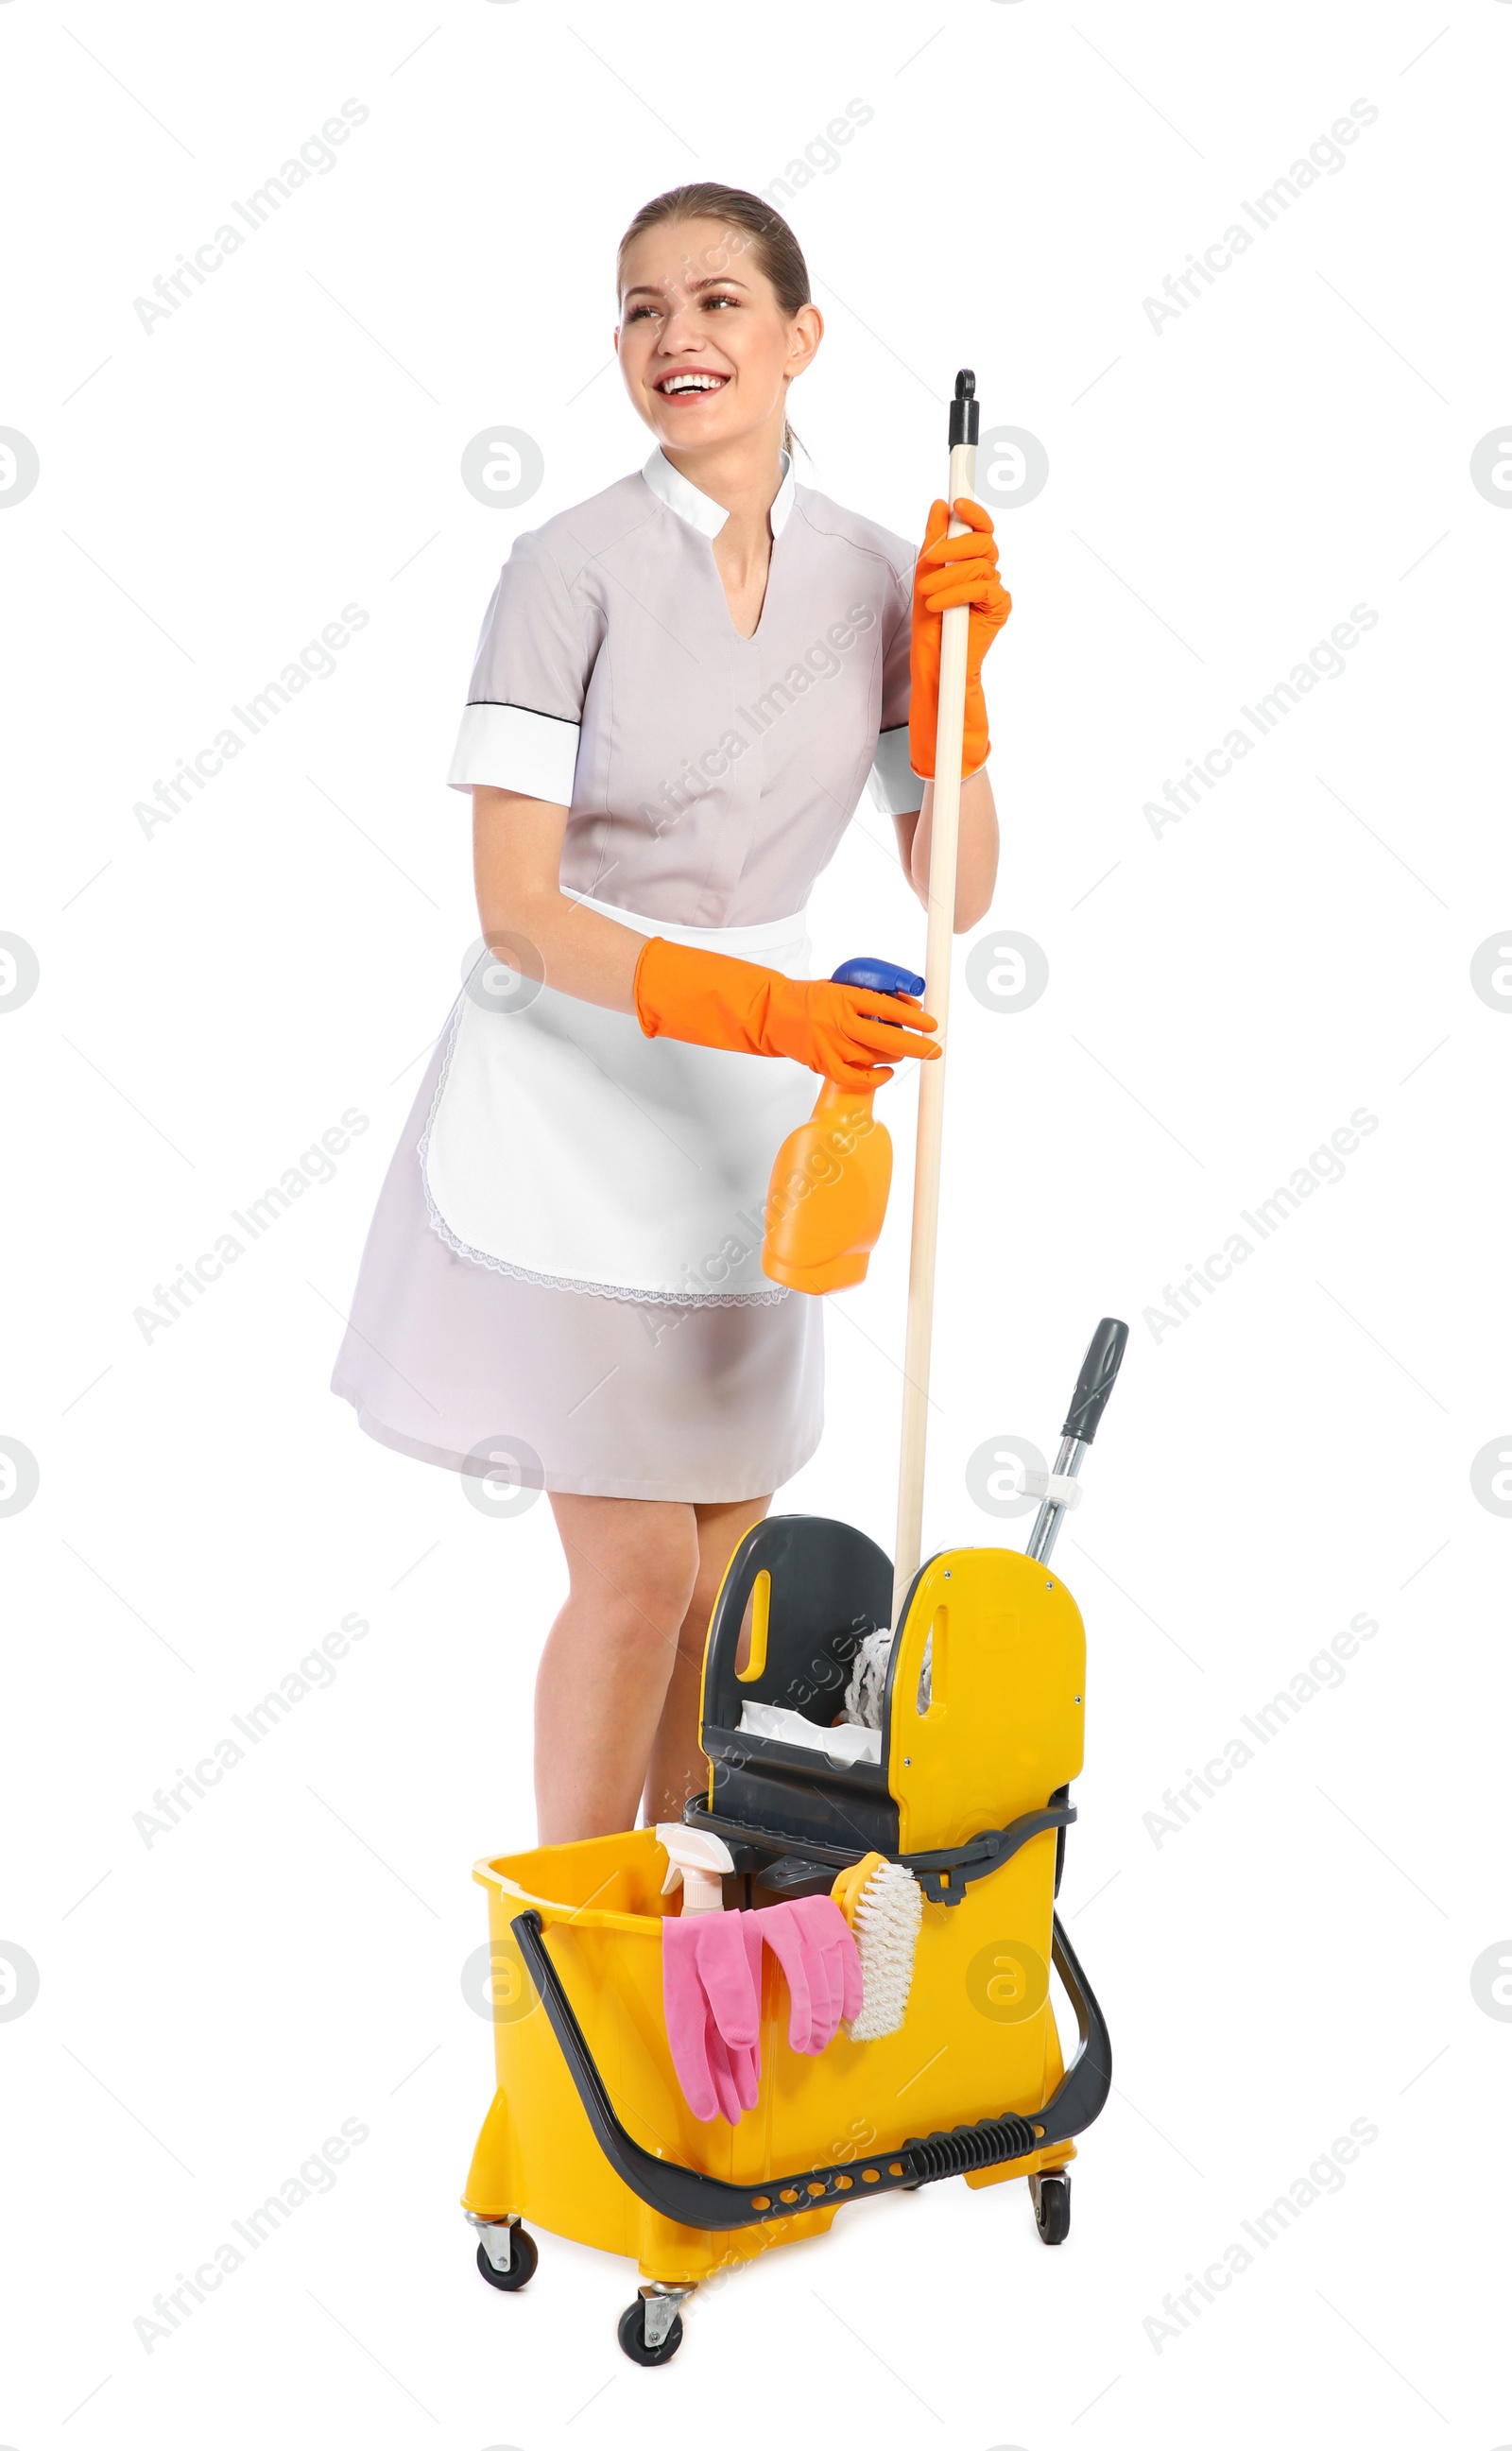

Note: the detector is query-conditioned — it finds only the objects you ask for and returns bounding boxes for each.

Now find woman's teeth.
[660,373,727,394]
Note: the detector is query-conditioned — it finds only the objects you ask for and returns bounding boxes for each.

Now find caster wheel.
[1032,2171,1071,2245]
[475,2226,538,2291]
[618,2298,684,2365]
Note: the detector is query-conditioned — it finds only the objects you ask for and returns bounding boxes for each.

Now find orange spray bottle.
[761,958,926,1294]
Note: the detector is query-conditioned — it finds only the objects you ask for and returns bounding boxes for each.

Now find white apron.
[419,896,817,1305]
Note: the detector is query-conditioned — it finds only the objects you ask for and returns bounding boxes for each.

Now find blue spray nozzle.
[831,957,926,1000]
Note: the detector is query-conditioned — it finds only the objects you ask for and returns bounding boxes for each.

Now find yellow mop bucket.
[462,1473,1121,2363]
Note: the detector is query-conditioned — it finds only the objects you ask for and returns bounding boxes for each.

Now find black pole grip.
[1061,1319,1128,1444]
[949,368,979,448]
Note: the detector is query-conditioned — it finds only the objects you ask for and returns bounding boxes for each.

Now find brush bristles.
[846,1859,923,2041]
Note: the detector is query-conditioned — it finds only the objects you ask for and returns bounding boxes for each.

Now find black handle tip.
[1062,1318,1128,1443]
[949,370,981,449]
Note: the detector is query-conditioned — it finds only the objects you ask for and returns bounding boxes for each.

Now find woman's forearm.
[900,768,1000,930]
[472,786,648,1011]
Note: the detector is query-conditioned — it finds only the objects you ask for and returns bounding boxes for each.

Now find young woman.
[332,183,1010,1846]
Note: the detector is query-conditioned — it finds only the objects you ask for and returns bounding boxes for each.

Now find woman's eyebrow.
[622,274,751,301]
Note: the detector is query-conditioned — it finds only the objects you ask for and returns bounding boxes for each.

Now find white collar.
[641,444,795,540]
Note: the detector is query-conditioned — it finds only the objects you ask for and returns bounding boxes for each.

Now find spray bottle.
[761,957,925,1294]
[656,1824,734,1914]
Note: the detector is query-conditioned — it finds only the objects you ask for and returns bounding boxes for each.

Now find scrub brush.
[831,1851,923,2041]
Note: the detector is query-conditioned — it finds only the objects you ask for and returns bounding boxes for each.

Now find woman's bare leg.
[535,1493,700,1844]
[641,1494,773,1828]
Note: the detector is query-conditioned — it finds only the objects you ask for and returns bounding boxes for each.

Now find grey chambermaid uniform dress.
[331,446,919,1501]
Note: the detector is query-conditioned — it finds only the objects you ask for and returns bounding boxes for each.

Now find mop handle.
[893,371,980,1625]
[1025,1318,1129,1565]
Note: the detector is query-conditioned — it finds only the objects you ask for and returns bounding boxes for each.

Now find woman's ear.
[787,302,824,374]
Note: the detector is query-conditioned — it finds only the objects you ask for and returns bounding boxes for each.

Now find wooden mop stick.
[893,370,980,1626]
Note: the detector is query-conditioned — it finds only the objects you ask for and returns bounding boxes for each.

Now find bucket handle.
[679,1797,1077,1907]
[508,1907,1110,2234]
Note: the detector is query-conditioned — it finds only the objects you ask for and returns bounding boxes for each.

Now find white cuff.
[447,701,579,803]
[866,724,921,817]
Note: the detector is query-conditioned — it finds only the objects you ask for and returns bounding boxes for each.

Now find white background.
[3,0,1509,2442]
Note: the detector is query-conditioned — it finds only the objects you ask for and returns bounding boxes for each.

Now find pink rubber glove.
[662,1911,765,2124]
[753,1898,864,2054]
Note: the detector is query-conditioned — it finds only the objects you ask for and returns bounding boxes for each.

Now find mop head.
[832,1851,923,2041]
[842,1625,932,1725]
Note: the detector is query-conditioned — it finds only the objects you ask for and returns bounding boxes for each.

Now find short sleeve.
[446,531,593,802]
[866,550,919,817]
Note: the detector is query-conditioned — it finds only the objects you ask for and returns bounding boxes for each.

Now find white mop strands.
[833,1641,927,2039]
[843,1626,931,1723]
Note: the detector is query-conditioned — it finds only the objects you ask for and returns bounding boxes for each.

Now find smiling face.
[615,215,821,458]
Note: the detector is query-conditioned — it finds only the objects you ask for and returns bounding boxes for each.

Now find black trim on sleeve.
[464,699,580,726]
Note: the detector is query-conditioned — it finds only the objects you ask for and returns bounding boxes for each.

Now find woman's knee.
[634,1536,702,1635]
[554,1496,700,1632]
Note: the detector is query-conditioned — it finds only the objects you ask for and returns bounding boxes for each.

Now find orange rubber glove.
[633,939,939,1095]
[908,496,1012,781]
